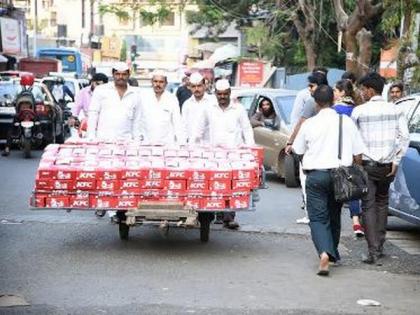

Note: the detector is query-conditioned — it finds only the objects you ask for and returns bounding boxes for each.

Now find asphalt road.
[0,149,419,315]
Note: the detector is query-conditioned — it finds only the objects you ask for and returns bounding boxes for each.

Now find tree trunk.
[356,28,372,77]
[302,37,317,70]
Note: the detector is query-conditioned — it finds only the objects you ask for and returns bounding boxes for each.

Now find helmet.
[16,91,35,106]
[55,77,65,84]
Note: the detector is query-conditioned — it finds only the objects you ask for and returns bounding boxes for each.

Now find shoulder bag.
[330,115,369,202]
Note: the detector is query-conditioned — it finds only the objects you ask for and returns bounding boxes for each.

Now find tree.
[332,0,384,77]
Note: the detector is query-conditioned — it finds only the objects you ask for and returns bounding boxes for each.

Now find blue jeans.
[306,170,342,262]
[349,199,361,218]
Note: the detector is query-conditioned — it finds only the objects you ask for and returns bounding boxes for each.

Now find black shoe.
[361,254,376,264]
[223,221,239,230]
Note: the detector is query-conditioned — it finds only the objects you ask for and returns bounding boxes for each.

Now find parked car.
[233,88,300,187]
[389,95,420,225]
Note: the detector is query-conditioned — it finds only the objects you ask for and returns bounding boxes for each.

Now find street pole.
[33,0,38,57]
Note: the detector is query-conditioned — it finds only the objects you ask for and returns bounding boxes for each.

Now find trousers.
[361,164,394,256]
[306,170,342,262]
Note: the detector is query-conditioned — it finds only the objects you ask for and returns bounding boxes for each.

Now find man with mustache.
[138,70,185,144]
[87,62,142,141]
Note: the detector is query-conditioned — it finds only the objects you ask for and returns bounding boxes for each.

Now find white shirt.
[193,99,255,147]
[351,95,409,164]
[182,93,215,142]
[87,83,142,141]
[139,89,185,145]
[293,108,366,170]
[290,88,312,128]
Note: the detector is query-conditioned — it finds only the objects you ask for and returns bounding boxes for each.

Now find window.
[237,96,254,112]
[162,12,175,26]
[408,101,420,134]
[275,95,296,125]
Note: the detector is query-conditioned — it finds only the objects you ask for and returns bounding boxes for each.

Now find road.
[0,150,419,314]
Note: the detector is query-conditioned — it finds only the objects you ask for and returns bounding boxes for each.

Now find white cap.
[215,79,230,91]
[112,62,129,72]
[189,72,204,85]
[152,69,167,78]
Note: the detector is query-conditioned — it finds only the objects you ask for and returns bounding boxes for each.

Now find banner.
[238,61,264,87]
[0,17,21,54]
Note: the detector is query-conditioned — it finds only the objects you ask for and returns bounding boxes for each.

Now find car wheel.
[284,153,300,187]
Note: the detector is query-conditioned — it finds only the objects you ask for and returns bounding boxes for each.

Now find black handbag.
[330,115,369,202]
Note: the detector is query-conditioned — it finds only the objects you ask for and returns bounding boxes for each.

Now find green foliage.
[120,40,127,62]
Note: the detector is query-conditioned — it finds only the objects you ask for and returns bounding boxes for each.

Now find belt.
[304,169,332,174]
[362,161,392,167]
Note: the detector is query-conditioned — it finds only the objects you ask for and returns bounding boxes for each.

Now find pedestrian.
[285,71,329,225]
[389,82,404,103]
[351,72,409,264]
[51,76,74,104]
[182,72,215,143]
[341,71,363,105]
[332,79,364,237]
[68,72,108,127]
[293,85,366,276]
[138,70,185,145]
[86,62,142,141]
[176,72,192,111]
[193,79,255,229]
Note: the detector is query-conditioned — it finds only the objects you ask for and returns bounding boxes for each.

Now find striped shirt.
[351,95,409,164]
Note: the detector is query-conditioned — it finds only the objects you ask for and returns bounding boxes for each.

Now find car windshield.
[409,102,420,134]
[0,83,48,103]
[274,95,296,125]
[0,83,18,103]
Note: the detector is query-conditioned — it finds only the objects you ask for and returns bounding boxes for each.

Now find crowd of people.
[2,60,411,276]
[290,69,409,275]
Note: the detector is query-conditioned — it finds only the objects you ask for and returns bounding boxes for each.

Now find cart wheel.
[198,213,214,243]
[119,223,129,240]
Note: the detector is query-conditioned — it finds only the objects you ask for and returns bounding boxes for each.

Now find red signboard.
[238,61,264,87]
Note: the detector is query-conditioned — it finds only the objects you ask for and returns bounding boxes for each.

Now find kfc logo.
[78,171,96,179]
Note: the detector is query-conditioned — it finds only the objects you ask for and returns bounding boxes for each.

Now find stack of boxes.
[32,140,264,211]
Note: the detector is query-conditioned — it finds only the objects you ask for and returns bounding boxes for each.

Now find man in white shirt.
[87,62,142,141]
[293,85,365,276]
[193,79,254,147]
[182,72,215,143]
[138,70,185,145]
[193,79,255,229]
[351,72,409,264]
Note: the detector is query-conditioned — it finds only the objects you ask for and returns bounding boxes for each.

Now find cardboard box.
[188,180,208,190]
[185,198,202,209]
[116,196,139,209]
[96,180,120,191]
[74,179,96,191]
[35,179,52,190]
[192,169,211,181]
[139,189,161,200]
[230,195,251,209]
[165,179,187,191]
[232,169,256,180]
[90,196,117,208]
[77,168,97,180]
[140,179,164,189]
[232,179,253,190]
[209,180,231,192]
[120,180,141,190]
[209,169,232,180]
[201,198,227,210]
[33,194,47,207]
[69,195,90,208]
[146,168,167,180]
[46,196,70,208]
[166,169,192,180]
[52,180,75,190]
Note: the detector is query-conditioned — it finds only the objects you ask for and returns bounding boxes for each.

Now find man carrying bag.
[293,85,366,276]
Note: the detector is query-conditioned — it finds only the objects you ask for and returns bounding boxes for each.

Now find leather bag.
[330,115,368,202]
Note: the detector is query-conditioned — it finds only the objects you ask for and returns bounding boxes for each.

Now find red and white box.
[192,169,211,181]
[188,180,208,190]
[209,180,231,192]
[96,180,120,191]
[52,180,75,191]
[201,197,227,210]
[37,166,57,179]
[230,194,251,209]
[55,168,77,180]
[35,179,52,190]
[116,196,139,209]
[166,169,192,180]
[209,169,232,180]
[90,196,117,208]
[232,179,253,190]
[77,168,97,180]
[232,168,256,180]
[46,196,70,208]
[139,189,161,200]
[120,180,141,190]
[33,194,47,207]
[146,168,168,180]
[74,179,96,191]
[122,168,147,179]
[140,179,164,189]
[97,168,122,180]
[165,179,187,191]
[185,198,202,209]
[69,194,90,208]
